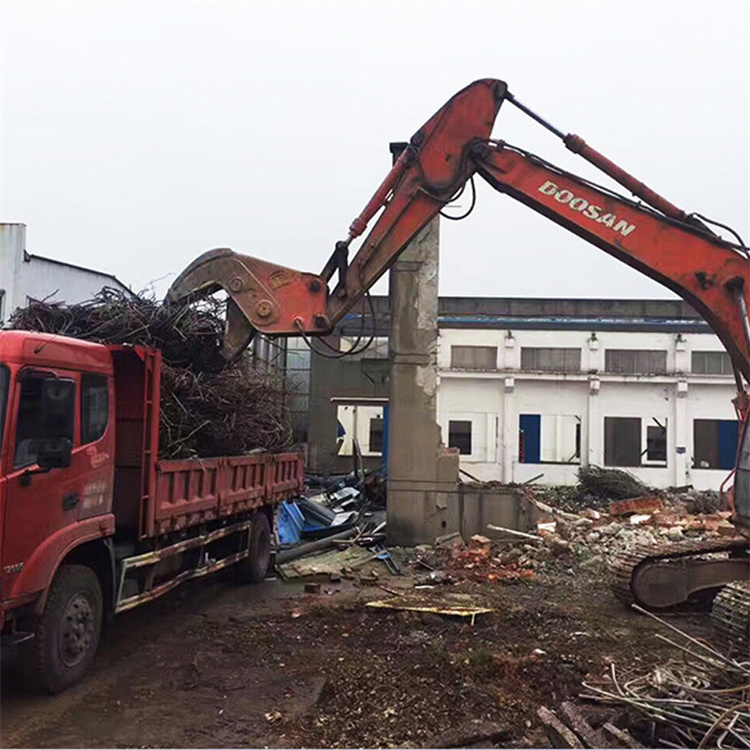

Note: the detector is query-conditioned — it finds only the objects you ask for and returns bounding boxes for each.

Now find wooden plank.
[537,707,583,749]
[559,702,609,749]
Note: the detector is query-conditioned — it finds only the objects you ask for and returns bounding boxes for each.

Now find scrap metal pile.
[10,289,293,459]
[582,607,750,749]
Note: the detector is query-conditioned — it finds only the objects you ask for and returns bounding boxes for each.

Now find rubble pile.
[518,480,739,571]
[410,534,537,585]
[10,289,294,458]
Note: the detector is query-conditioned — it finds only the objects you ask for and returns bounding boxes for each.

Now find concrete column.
[386,143,458,545]
[587,377,602,467]
[502,377,515,482]
[674,380,689,486]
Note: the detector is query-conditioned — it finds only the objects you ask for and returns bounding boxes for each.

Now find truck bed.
[152,453,304,535]
[110,345,304,540]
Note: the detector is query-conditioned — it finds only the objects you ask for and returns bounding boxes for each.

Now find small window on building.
[694,419,738,470]
[692,351,733,375]
[448,420,472,455]
[14,373,75,469]
[520,348,581,373]
[81,374,109,445]
[369,416,383,454]
[450,346,497,370]
[646,422,667,463]
[605,350,667,374]
[519,414,581,464]
[604,417,641,467]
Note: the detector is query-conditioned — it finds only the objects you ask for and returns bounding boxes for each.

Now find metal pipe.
[505,92,566,139]
[274,527,359,564]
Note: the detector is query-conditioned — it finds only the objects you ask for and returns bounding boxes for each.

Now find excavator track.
[711,579,750,648]
[611,537,748,608]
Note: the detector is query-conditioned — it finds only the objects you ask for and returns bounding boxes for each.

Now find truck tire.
[233,513,272,584]
[27,564,103,693]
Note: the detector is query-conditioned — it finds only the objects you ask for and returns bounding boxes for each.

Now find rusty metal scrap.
[10,289,294,459]
[581,606,750,749]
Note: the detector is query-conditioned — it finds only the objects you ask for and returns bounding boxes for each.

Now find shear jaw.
[167,248,330,361]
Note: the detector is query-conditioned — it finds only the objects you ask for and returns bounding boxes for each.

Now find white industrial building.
[0,223,132,324]
[437,326,737,491]
[320,297,739,491]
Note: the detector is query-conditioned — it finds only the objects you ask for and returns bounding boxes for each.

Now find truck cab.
[1,329,303,692]
[0,331,115,626]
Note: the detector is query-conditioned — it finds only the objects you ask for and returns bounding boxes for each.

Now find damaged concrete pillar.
[386,143,459,546]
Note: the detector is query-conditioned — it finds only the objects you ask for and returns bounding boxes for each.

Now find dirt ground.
[0,559,716,749]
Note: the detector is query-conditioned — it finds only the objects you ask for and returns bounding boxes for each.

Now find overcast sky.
[2,0,748,301]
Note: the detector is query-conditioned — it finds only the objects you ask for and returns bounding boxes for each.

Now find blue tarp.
[277,500,305,546]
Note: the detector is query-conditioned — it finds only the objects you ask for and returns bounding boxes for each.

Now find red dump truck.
[0,330,304,692]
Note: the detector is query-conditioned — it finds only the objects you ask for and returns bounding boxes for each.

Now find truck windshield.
[0,365,8,454]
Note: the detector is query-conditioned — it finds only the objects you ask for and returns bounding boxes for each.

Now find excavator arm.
[168,78,750,389]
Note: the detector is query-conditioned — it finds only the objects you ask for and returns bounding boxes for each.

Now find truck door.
[1,369,82,600]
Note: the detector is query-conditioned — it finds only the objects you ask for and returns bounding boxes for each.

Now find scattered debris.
[366,595,492,622]
[537,706,583,748]
[425,719,510,748]
[609,496,664,516]
[578,466,650,501]
[582,606,750,749]
[558,701,607,749]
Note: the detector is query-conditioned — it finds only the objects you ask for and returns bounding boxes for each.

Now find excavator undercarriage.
[612,538,750,645]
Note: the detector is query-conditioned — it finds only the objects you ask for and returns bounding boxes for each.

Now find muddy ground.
[0,560,715,749]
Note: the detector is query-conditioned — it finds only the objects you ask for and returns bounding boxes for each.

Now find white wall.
[438,327,738,491]
[0,223,131,324]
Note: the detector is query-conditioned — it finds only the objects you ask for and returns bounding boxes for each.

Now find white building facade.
[0,223,131,324]
[437,325,738,491]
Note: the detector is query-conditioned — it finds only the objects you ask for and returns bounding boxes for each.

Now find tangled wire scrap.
[10,288,295,459]
[582,606,750,749]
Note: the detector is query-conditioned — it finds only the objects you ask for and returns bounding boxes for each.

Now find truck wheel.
[27,564,103,693]
[233,513,272,584]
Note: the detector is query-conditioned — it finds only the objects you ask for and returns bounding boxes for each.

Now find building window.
[605,350,667,374]
[604,417,641,467]
[519,414,581,464]
[520,348,581,373]
[450,346,497,370]
[369,416,384,454]
[286,337,311,443]
[692,351,733,375]
[646,422,667,463]
[341,336,389,360]
[604,417,668,467]
[448,420,472,455]
[694,419,738,469]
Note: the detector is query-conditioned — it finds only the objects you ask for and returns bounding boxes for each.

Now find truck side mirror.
[37,437,73,469]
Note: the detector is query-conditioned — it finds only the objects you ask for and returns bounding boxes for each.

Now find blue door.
[519,414,541,463]
[718,420,739,470]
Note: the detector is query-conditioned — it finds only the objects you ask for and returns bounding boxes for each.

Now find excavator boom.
[168,77,750,621]
[168,78,749,383]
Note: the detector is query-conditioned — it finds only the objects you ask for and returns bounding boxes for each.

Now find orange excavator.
[168,79,750,642]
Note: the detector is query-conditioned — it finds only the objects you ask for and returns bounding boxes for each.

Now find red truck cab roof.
[0,330,114,375]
